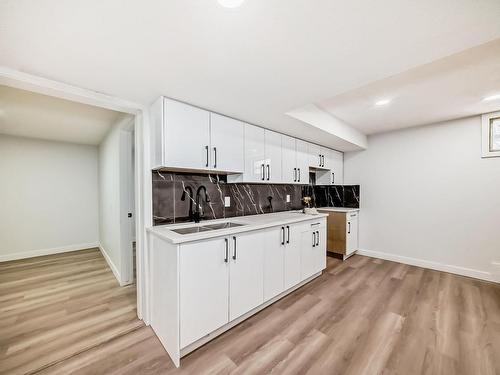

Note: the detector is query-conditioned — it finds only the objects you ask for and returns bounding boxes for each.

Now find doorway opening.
[0,83,144,373]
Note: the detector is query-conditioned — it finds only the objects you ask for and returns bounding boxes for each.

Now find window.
[482,111,500,158]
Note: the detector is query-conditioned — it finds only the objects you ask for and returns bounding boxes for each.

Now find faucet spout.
[181,186,194,221]
[194,185,210,223]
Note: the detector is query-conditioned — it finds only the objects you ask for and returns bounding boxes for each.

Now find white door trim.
[0,66,153,323]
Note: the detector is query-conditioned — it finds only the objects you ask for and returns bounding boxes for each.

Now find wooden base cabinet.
[318,210,359,260]
[149,216,327,368]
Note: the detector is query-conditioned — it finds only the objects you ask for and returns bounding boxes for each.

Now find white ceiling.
[318,39,500,135]
[1,0,500,148]
[0,85,126,145]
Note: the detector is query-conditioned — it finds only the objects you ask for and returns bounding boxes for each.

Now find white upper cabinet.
[230,125,283,183]
[329,150,344,184]
[316,149,344,185]
[264,130,282,183]
[210,113,244,173]
[296,140,309,184]
[240,124,266,182]
[282,136,308,184]
[308,143,322,168]
[164,99,211,170]
[151,97,244,173]
[151,96,343,184]
[281,135,297,184]
[308,142,333,170]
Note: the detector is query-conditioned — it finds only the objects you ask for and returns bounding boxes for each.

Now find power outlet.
[286,194,291,203]
[224,196,231,207]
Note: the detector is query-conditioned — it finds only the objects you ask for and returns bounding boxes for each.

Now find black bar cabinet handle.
[312,231,316,247]
[281,227,285,245]
[266,164,270,180]
[298,168,301,182]
[213,147,217,168]
[232,236,237,260]
[286,226,290,244]
[261,164,265,180]
[205,145,209,167]
[348,222,351,234]
[224,238,229,262]
[316,230,319,246]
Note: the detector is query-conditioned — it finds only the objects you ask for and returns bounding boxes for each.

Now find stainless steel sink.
[203,222,245,230]
[171,226,214,235]
[171,222,245,235]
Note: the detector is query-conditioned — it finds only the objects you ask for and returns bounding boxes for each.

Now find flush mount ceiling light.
[218,0,245,8]
[374,99,391,106]
[482,93,500,102]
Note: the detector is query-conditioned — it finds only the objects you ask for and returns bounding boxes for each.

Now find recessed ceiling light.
[218,0,245,8]
[483,93,500,102]
[375,99,391,106]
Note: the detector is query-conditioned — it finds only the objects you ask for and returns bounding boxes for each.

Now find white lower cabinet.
[263,227,285,301]
[151,216,327,368]
[179,237,229,348]
[229,232,265,321]
[345,211,359,257]
[300,223,327,280]
[283,223,305,290]
[180,231,266,347]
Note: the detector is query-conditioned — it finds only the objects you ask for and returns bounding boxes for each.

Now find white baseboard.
[0,242,100,262]
[99,244,123,286]
[357,249,499,284]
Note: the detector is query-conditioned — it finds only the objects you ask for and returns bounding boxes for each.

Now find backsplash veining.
[152,171,359,225]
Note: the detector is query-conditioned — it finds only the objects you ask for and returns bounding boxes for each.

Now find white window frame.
[482,111,500,158]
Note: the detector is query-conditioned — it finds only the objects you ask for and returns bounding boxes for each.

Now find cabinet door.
[229,231,264,321]
[296,139,309,184]
[164,99,210,170]
[244,124,266,182]
[300,224,326,280]
[210,113,244,173]
[308,143,321,168]
[282,135,297,184]
[263,227,285,301]
[179,237,229,348]
[330,149,344,185]
[264,130,282,183]
[346,212,359,256]
[314,225,327,273]
[284,223,303,290]
[320,147,329,169]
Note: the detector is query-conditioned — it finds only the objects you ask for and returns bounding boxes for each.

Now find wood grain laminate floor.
[1,250,500,374]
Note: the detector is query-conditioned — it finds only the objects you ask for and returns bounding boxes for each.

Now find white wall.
[98,119,134,285]
[98,124,122,281]
[0,135,99,260]
[344,116,500,282]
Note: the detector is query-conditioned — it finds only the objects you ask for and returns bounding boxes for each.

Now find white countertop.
[317,207,360,213]
[148,211,328,244]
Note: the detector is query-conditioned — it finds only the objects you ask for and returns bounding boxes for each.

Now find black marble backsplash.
[152,171,359,225]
